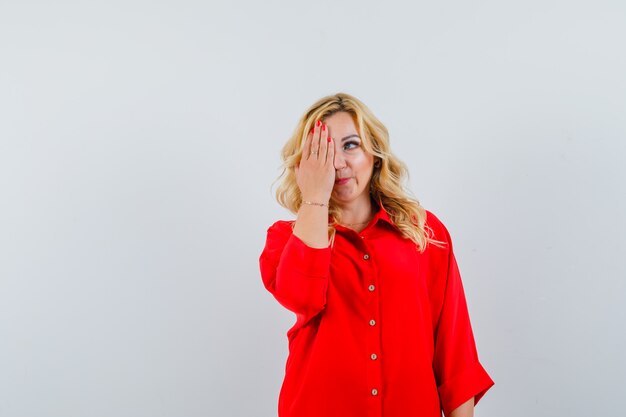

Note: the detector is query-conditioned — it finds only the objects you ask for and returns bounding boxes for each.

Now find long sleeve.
[431,222,495,417]
[259,220,332,334]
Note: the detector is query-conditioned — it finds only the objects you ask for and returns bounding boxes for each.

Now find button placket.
[362,240,382,411]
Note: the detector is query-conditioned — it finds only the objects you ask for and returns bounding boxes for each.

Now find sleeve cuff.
[437,360,495,416]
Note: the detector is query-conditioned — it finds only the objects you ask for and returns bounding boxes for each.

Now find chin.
[332,189,352,199]
[332,190,364,204]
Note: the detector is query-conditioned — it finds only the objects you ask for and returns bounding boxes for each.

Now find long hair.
[274,92,445,252]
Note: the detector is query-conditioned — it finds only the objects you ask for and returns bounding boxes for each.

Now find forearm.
[449,397,474,417]
[293,203,329,248]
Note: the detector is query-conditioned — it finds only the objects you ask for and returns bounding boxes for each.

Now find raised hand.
[295,120,336,203]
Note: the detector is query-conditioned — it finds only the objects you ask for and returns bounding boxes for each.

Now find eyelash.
[343,141,360,151]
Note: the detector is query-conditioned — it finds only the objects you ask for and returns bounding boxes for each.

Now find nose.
[333,147,347,171]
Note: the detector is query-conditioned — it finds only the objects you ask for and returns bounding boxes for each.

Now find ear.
[374,158,381,168]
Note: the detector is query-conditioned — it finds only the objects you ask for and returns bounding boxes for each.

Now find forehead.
[322,111,357,133]
[322,111,371,148]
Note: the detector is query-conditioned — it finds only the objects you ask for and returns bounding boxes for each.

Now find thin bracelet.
[302,200,328,207]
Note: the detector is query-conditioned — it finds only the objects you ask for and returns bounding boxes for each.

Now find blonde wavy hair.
[274,92,445,253]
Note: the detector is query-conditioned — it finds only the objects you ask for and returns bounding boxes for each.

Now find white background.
[1,1,625,416]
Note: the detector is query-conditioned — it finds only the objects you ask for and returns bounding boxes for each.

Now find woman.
[259,93,494,417]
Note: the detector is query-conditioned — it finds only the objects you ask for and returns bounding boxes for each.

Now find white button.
[368,284,375,291]
[371,353,377,360]
[369,319,376,326]
[371,388,378,396]
[363,254,370,260]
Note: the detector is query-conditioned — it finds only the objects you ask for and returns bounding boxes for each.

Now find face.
[322,111,375,208]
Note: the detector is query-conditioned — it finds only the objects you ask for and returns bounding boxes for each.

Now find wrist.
[302,200,328,208]
[301,195,330,205]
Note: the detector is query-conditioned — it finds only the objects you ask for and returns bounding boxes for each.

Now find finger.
[326,135,335,166]
[310,120,321,159]
[303,128,313,159]
[319,123,328,162]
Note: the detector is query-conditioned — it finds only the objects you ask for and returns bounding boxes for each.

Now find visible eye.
[343,141,360,151]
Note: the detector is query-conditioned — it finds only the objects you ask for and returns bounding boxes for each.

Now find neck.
[337,195,377,226]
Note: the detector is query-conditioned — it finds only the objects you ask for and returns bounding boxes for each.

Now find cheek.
[353,156,374,177]
[342,150,374,172]
[356,154,374,170]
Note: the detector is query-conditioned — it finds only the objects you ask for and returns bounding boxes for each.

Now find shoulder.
[424,209,447,235]
[424,209,453,247]
[260,220,296,257]
[266,219,295,234]
[264,219,295,243]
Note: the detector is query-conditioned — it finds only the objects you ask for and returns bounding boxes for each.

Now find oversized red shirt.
[259,203,494,417]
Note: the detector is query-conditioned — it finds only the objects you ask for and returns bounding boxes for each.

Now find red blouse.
[259,203,494,417]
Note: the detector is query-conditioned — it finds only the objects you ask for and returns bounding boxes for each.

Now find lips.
[335,177,351,185]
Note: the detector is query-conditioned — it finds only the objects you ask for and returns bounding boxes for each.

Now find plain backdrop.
[1,1,625,416]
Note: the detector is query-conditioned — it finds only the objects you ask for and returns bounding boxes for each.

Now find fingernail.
[322,124,326,132]
[327,136,331,142]
[316,120,321,127]
[310,127,314,133]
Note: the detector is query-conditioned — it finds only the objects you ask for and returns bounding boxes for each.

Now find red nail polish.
[327,136,331,142]
[316,120,321,127]
[322,124,326,131]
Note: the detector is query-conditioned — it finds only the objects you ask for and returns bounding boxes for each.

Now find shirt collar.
[371,198,396,228]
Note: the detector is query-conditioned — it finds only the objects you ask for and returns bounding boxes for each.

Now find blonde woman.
[259,93,494,417]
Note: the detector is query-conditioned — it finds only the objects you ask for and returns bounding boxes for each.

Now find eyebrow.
[341,134,361,143]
